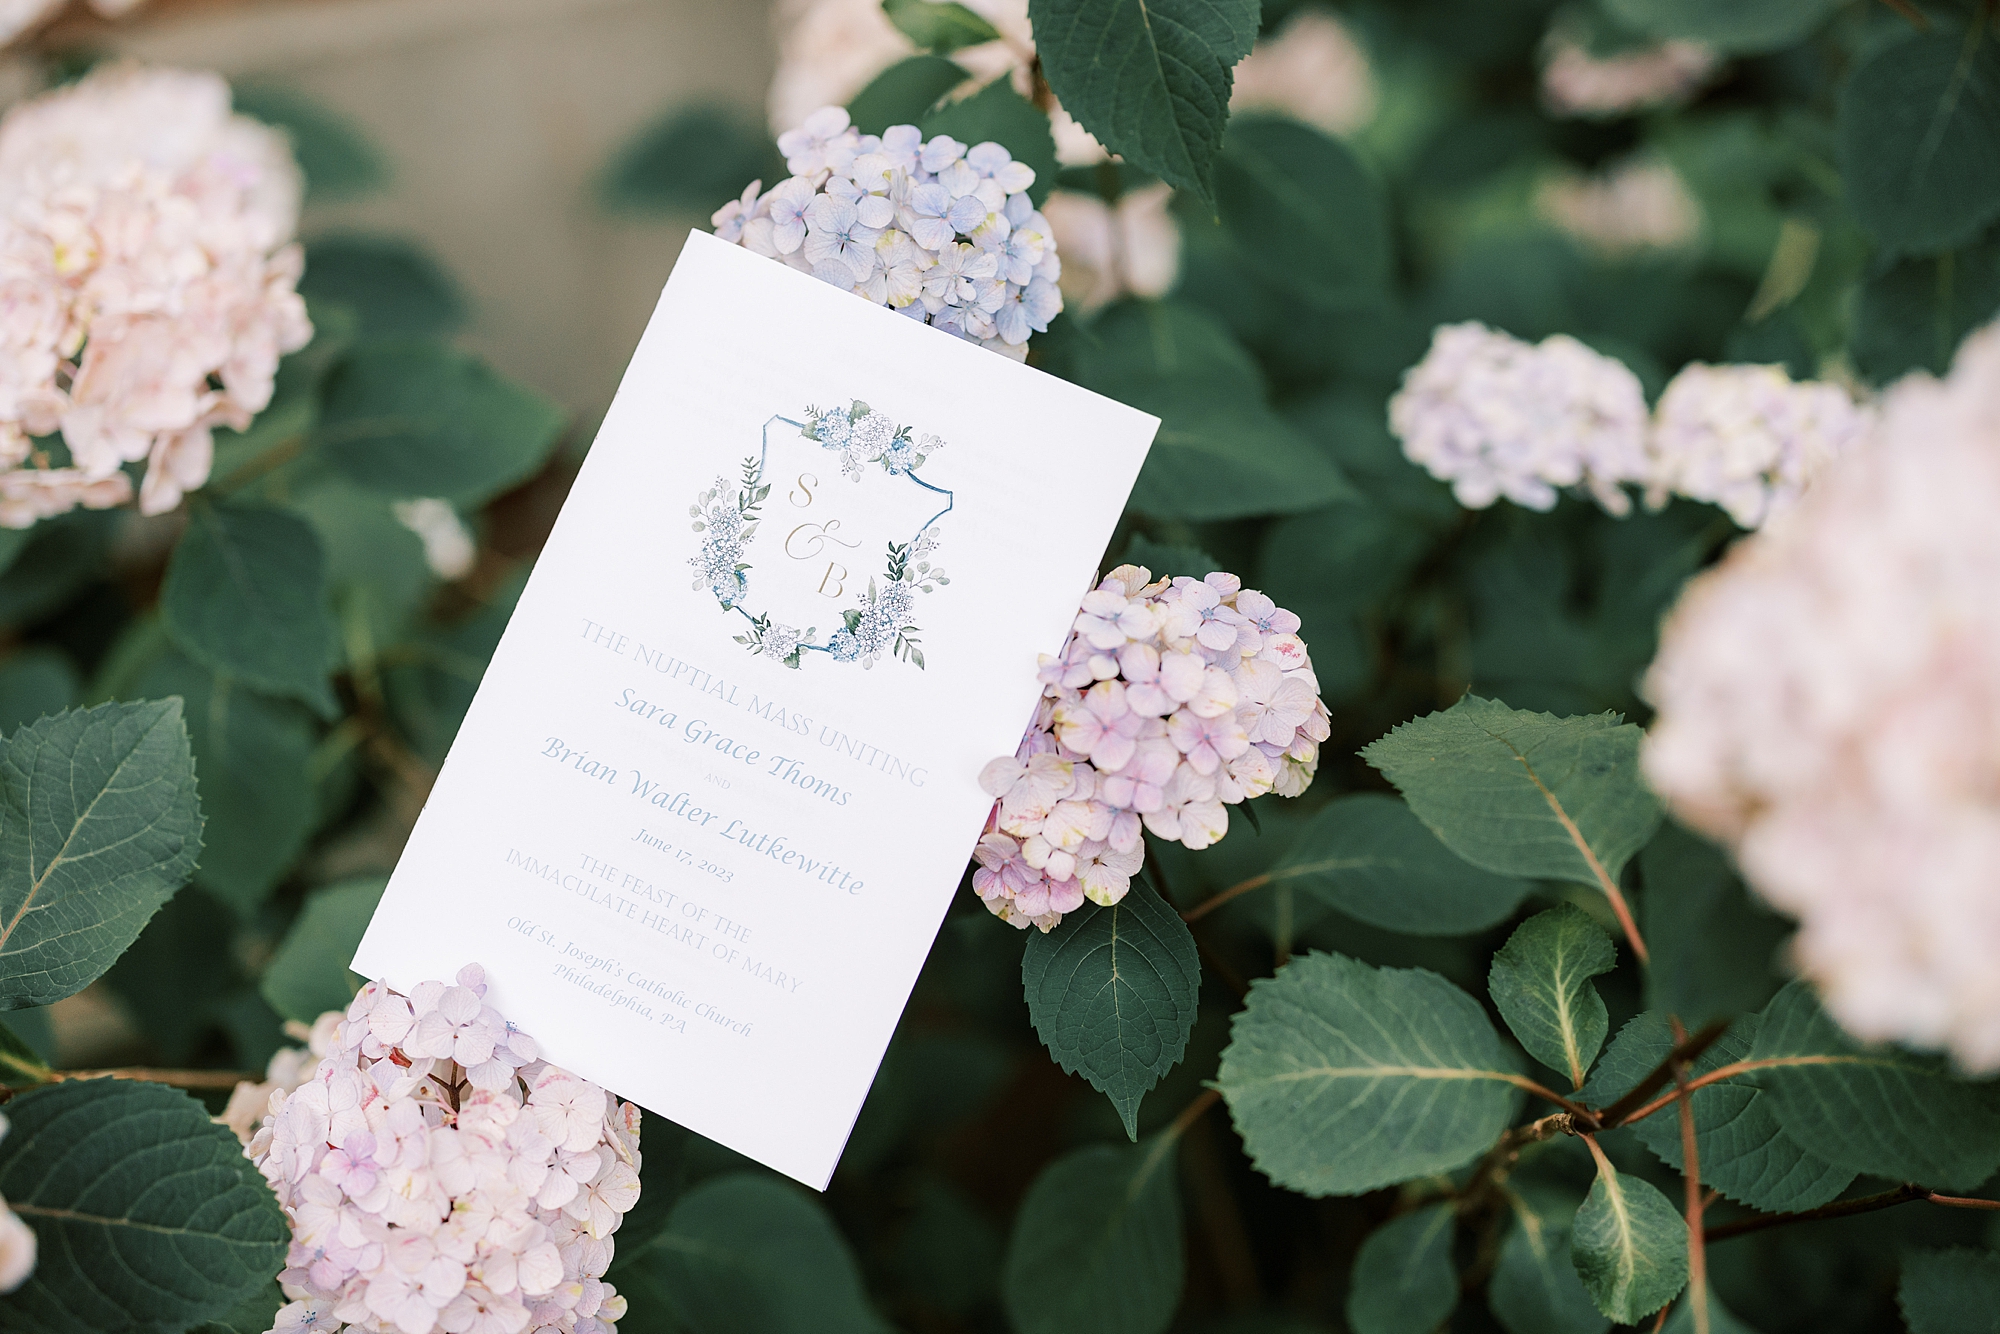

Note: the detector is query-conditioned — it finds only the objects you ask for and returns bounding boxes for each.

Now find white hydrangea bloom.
[1229,7,1377,137]
[1389,321,1649,514]
[0,63,312,526]
[1541,30,1719,118]
[1643,321,2000,1070]
[1039,182,1179,313]
[393,498,478,580]
[976,566,1328,931]
[1645,361,1873,529]
[1535,155,1702,257]
[0,1114,32,1293]
[0,0,62,47]
[247,965,640,1334]
[715,106,1062,357]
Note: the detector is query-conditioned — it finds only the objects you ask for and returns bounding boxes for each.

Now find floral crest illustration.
[688,403,951,669]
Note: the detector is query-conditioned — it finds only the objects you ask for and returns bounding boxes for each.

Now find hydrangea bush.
[2,1,2000,1333]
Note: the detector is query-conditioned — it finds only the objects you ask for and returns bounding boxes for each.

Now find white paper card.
[353,230,1156,1189]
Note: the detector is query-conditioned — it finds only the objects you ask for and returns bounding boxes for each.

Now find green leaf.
[883,0,1002,52]
[921,76,1059,207]
[130,649,315,914]
[0,700,202,1010]
[1598,0,1845,54]
[188,1283,285,1334]
[617,1173,891,1334]
[1121,533,1220,581]
[160,503,339,716]
[1627,1013,1855,1215]
[1022,876,1201,1140]
[1851,227,2000,384]
[297,233,467,337]
[1900,1248,2000,1334]
[846,55,969,136]
[1215,116,1390,308]
[1346,1203,1459,1334]
[1747,982,2000,1189]
[1076,301,1353,520]
[0,1079,290,1333]
[1360,695,1663,891]
[0,649,78,737]
[1574,1010,1671,1108]
[1274,793,1531,936]
[315,338,567,506]
[1001,1137,1185,1334]
[601,103,787,214]
[1570,1147,1688,1324]
[1490,1190,1610,1334]
[103,886,243,1065]
[1028,0,1261,201]
[290,478,437,653]
[260,877,387,1024]
[1639,824,1788,1028]
[1838,32,2000,260]
[1489,905,1616,1090]
[1216,952,1522,1196]
[0,1013,49,1083]
[231,83,387,199]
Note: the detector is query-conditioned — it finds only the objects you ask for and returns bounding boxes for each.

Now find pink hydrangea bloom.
[244,965,639,1334]
[0,63,311,527]
[1643,321,2000,1070]
[1541,30,1719,118]
[975,567,1329,931]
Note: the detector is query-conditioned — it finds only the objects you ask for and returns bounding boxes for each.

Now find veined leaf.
[1217,952,1522,1196]
[884,0,1001,52]
[1276,793,1531,936]
[1899,1248,2000,1334]
[1346,1203,1459,1334]
[1748,982,2000,1189]
[0,701,202,1010]
[260,877,387,1025]
[1027,0,1261,201]
[316,338,566,506]
[1489,905,1616,1090]
[1570,1142,1688,1324]
[1023,876,1201,1140]
[0,1079,289,1333]
[1001,1137,1185,1334]
[1077,300,1353,520]
[1628,1013,1854,1215]
[614,1173,891,1334]
[1490,1188,1610,1334]
[1839,31,2000,260]
[161,504,339,716]
[1216,116,1390,308]
[1361,695,1661,895]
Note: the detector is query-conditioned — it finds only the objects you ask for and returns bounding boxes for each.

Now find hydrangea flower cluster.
[0,63,311,526]
[804,399,942,479]
[1230,7,1378,137]
[243,966,640,1334]
[1391,323,1870,526]
[712,106,1061,357]
[1644,361,1876,529]
[1541,30,1719,118]
[976,566,1328,931]
[1389,321,1650,514]
[1643,321,2000,1071]
[1534,156,1702,257]
[1038,183,1180,314]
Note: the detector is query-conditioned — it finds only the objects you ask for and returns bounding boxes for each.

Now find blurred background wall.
[76,0,774,435]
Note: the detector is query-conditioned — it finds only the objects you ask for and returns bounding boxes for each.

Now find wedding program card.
[353,230,1157,1189]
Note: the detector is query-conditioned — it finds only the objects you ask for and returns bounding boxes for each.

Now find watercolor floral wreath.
[688,403,952,670]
